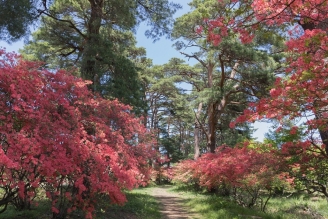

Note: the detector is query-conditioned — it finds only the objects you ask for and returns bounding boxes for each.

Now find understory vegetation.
[2,185,328,219]
[0,187,161,219]
[172,184,328,219]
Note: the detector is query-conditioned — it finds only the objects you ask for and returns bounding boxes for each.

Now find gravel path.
[151,186,200,219]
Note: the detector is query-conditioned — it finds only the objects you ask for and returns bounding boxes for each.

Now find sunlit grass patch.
[183,194,274,219]
[267,193,328,219]
[95,186,161,219]
[171,184,328,219]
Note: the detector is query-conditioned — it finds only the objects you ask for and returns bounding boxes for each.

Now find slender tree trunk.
[194,102,203,160]
[180,124,184,155]
[167,121,171,167]
[206,63,217,153]
[143,91,148,127]
[207,102,218,153]
[185,130,190,157]
[81,0,104,91]
[151,99,157,129]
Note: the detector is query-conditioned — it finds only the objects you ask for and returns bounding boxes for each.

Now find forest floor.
[2,185,327,219]
[150,185,328,219]
[151,185,200,219]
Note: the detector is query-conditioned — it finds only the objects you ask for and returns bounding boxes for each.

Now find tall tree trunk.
[315,107,328,154]
[81,0,104,91]
[143,91,148,127]
[194,102,203,160]
[150,99,157,129]
[207,102,218,153]
[318,128,328,155]
[167,121,171,167]
[206,62,217,153]
[185,130,190,157]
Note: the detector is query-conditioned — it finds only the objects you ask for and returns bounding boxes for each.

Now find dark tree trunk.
[316,113,328,155]
[81,0,104,91]
[207,102,218,153]
[206,63,217,153]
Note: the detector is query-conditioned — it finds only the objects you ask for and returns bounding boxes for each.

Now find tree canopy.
[0,0,40,42]
[18,0,181,114]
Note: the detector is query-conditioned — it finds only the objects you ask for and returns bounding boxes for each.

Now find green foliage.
[19,0,181,114]
[158,132,184,163]
[141,62,194,161]
[20,8,150,113]
[1,0,181,43]
[0,0,38,42]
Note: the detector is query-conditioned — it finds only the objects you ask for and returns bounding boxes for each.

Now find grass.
[170,184,328,219]
[1,185,327,219]
[0,186,161,219]
[0,199,52,219]
[268,193,328,219]
[95,186,161,219]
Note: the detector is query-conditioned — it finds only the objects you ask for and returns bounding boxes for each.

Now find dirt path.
[151,186,200,219]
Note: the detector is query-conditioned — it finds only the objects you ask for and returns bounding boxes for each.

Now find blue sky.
[0,0,271,141]
[135,0,194,65]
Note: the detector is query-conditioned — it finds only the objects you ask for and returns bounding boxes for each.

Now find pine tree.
[170,0,285,154]
[0,0,39,42]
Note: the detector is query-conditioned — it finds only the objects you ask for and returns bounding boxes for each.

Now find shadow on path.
[152,186,200,219]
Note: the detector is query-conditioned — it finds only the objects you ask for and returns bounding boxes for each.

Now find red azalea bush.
[228,1,328,198]
[284,144,328,196]
[151,155,174,184]
[204,0,327,200]
[151,166,174,184]
[0,50,155,218]
[173,144,292,211]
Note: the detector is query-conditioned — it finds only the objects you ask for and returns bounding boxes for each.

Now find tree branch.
[180,52,208,69]
[40,11,87,39]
